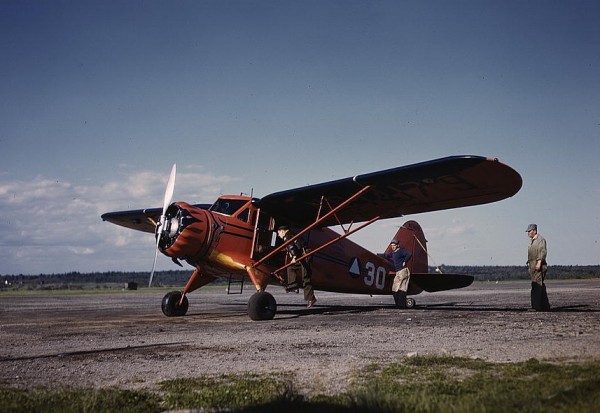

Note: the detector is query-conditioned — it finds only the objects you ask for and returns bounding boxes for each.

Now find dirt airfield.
[1,279,599,394]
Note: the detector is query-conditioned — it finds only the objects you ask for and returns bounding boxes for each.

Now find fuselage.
[158,195,408,295]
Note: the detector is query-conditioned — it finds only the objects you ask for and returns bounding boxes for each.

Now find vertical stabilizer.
[385,220,428,273]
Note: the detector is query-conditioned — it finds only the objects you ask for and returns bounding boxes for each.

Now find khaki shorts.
[392,268,410,292]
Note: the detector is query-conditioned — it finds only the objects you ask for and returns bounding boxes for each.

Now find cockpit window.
[209,199,248,216]
[237,208,250,222]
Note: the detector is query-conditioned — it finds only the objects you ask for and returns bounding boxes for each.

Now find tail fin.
[387,220,475,295]
[386,220,428,273]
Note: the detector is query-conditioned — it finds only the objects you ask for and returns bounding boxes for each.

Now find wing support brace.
[272,215,380,276]
[252,185,381,275]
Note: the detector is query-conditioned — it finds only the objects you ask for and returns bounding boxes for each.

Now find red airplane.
[101,155,522,320]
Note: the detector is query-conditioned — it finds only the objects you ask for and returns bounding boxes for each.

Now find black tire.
[406,297,416,308]
[162,291,189,317]
[248,291,277,321]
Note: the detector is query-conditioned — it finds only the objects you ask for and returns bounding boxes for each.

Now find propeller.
[149,164,177,287]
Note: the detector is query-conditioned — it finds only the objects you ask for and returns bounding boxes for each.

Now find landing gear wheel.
[406,297,416,309]
[248,291,277,321]
[162,291,189,317]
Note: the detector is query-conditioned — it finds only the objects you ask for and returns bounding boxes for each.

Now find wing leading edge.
[101,204,212,233]
[255,156,522,228]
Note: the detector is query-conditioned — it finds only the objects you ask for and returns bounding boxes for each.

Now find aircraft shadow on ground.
[419,303,594,313]
[0,342,190,363]
[276,303,388,319]
[190,301,596,320]
[276,302,595,317]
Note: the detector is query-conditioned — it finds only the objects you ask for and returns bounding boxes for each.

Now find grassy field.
[1,355,599,413]
[0,284,227,297]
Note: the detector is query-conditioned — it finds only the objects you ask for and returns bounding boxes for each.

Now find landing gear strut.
[162,291,189,317]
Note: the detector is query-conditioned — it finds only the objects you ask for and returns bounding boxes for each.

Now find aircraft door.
[251,209,278,262]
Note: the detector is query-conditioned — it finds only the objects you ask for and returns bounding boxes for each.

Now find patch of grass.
[0,283,232,298]
[0,387,162,413]
[351,356,600,413]
[0,287,136,297]
[158,372,305,411]
[1,357,599,413]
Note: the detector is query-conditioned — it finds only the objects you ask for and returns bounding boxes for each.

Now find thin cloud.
[425,218,476,240]
[0,167,241,274]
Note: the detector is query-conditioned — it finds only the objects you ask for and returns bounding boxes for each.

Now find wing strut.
[272,214,381,276]
[318,195,349,231]
[252,184,373,269]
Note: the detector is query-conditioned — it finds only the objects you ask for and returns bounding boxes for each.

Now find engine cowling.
[156,202,213,264]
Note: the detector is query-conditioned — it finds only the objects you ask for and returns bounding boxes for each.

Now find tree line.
[433,265,600,281]
[0,270,194,290]
[1,266,598,291]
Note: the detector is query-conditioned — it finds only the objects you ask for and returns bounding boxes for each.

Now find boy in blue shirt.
[385,239,412,308]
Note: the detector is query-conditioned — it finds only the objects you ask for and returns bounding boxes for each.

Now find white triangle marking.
[349,258,361,275]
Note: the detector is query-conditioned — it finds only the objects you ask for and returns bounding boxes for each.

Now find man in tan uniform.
[526,224,550,310]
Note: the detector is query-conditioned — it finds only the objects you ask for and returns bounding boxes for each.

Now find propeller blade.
[149,164,177,288]
[163,164,177,213]
[149,239,160,287]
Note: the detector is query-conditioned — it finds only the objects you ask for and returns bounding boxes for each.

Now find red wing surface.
[101,208,162,233]
[256,156,522,228]
[101,204,211,233]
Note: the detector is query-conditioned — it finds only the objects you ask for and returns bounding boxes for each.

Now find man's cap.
[277,225,289,231]
[390,239,399,245]
[526,224,537,232]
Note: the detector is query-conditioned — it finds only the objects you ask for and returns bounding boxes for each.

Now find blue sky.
[1,0,599,275]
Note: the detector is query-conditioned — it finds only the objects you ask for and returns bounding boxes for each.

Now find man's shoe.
[307,298,317,308]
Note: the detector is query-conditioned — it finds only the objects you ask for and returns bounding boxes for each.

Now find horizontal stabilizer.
[410,273,474,293]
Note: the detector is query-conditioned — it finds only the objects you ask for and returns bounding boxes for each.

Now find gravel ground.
[1,279,599,395]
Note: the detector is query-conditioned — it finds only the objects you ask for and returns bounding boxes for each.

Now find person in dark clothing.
[384,239,412,308]
[276,226,317,308]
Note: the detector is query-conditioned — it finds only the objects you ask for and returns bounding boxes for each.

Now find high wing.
[255,156,522,228]
[101,204,212,233]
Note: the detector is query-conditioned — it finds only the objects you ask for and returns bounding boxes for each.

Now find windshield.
[209,199,248,216]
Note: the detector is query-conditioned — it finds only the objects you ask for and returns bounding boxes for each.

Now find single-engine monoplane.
[101,155,522,320]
